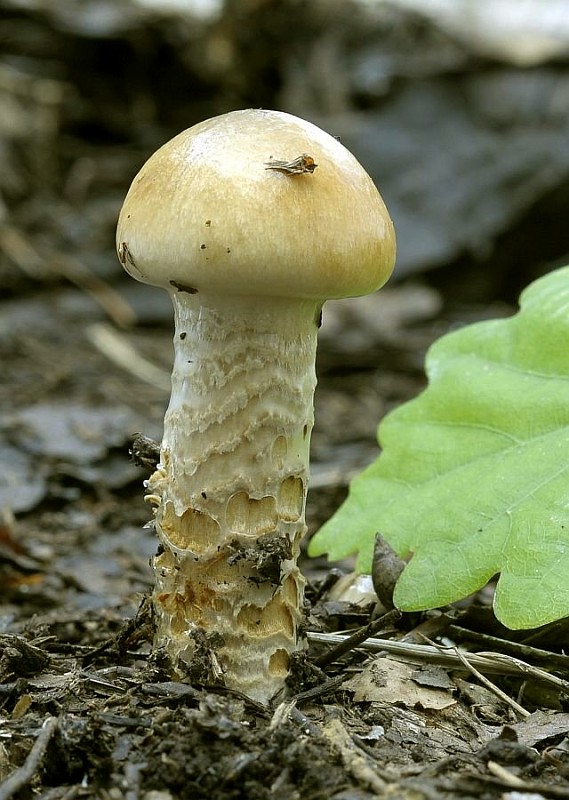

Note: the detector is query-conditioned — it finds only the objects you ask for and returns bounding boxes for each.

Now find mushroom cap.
[116,109,395,300]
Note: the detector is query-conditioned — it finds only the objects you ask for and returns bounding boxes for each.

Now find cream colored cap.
[116,109,395,300]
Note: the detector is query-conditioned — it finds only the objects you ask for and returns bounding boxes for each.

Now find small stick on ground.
[314,608,401,668]
[450,644,530,718]
[0,716,58,800]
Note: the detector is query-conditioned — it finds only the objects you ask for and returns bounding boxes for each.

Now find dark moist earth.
[2,1,569,798]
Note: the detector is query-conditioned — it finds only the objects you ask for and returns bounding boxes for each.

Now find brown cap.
[117,109,395,300]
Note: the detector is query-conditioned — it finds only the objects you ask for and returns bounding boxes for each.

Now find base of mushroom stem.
[150,521,307,705]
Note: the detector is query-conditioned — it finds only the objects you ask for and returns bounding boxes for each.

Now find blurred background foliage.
[2,0,569,302]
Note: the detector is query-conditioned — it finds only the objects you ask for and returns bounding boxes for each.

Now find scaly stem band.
[146,292,320,703]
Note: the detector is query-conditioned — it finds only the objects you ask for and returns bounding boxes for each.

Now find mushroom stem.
[147,292,319,704]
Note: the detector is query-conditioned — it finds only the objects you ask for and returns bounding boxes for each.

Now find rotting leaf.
[344,657,456,710]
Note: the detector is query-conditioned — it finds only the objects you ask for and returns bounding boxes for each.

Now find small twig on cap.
[265,154,317,174]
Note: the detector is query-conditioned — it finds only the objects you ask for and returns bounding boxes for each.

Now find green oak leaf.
[309,265,569,629]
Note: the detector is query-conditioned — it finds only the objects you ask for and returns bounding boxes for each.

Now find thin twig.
[322,716,387,794]
[289,706,323,737]
[292,674,347,703]
[87,323,170,390]
[451,645,530,718]
[448,624,569,670]
[487,760,525,787]
[270,701,323,737]
[53,254,137,329]
[454,772,569,799]
[36,786,81,800]
[0,224,136,328]
[307,631,569,693]
[314,609,402,668]
[0,716,58,800]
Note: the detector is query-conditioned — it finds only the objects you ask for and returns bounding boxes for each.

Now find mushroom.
[116,108,395,704]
